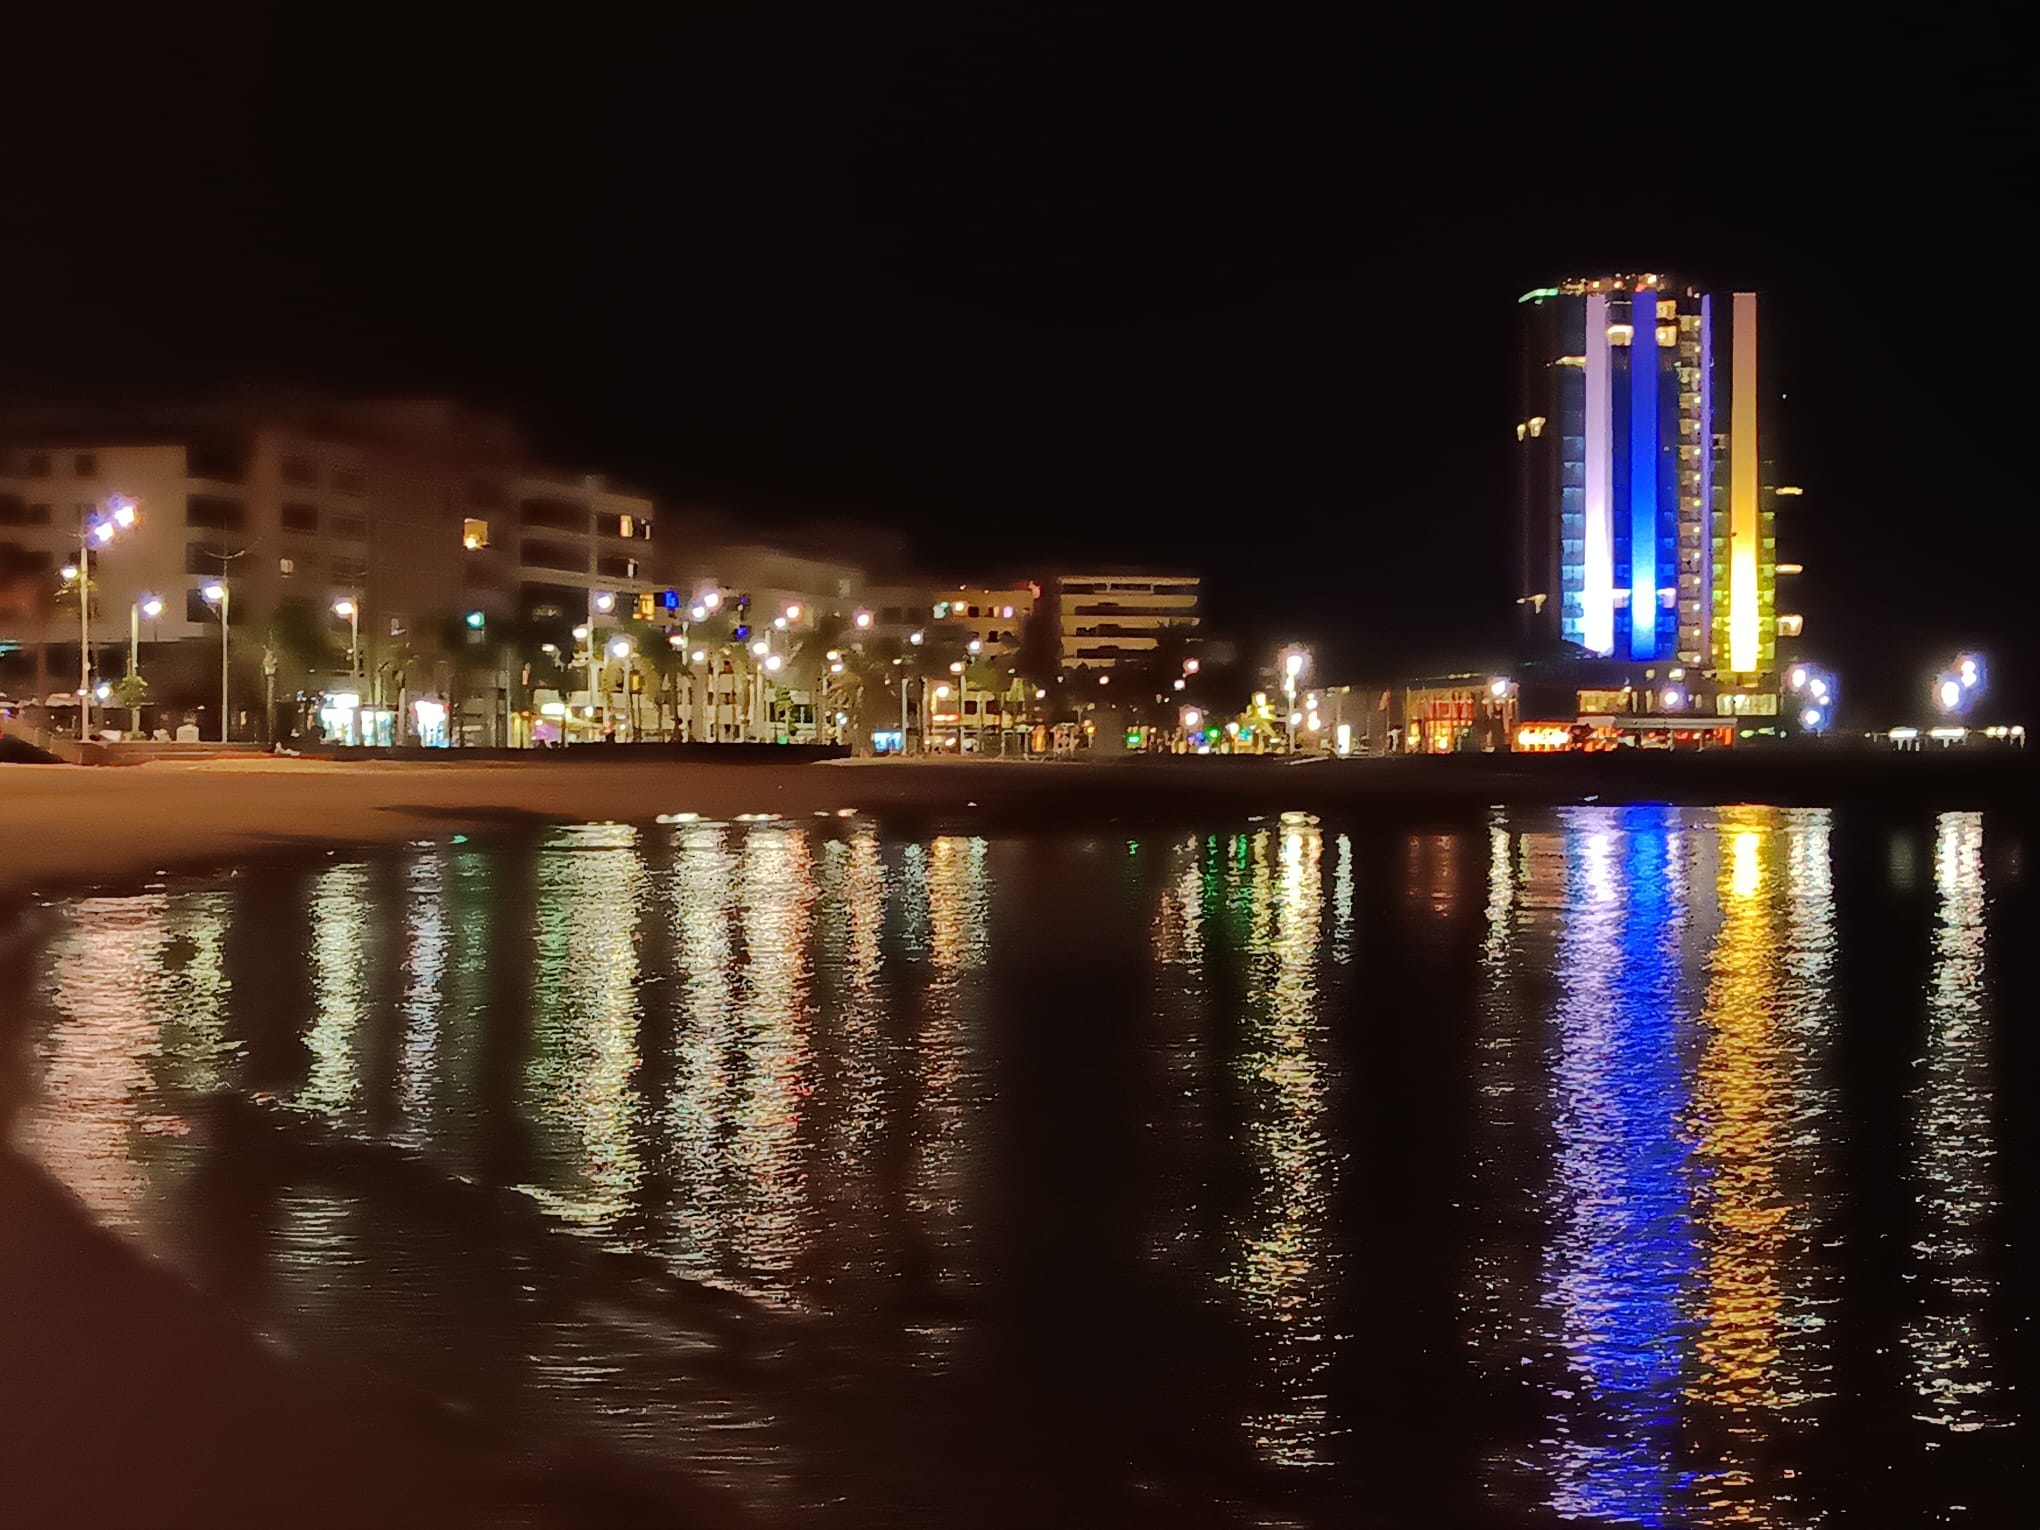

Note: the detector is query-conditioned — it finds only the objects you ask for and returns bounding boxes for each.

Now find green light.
[1517,286,1559,304]
[464,610,485,629]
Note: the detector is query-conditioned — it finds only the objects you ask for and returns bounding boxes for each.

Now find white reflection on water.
[528,823,645,1231]
[23,893,171,1228]
[301,864,373,1118]
[1905,811,2004,1433]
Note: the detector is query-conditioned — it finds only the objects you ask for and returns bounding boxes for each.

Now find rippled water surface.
[4,806,2032,1525]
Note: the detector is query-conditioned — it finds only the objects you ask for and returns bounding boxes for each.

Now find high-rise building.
[1515,274,1779,679]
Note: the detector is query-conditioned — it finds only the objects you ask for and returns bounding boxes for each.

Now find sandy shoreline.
[4,749,2035,902]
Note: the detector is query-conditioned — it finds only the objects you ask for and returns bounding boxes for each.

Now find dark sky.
[5,10,2030,716]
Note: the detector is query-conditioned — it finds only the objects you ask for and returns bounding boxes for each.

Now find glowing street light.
[126,594,164,735]
[1937,677,1963,712]
[202,582,230,742]
[783,603,802,622]
[853,610,873,630]
[593,591,617,615]
[1788,665,1809,691]
[751,639,770,657]
[909,629,925,646]
[332,597,361,681]
[700,590,722,611]
[1183,658,1200,675]
[609,637,634,660]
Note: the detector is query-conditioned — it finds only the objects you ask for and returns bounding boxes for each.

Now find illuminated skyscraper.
[1515,275,1777,677]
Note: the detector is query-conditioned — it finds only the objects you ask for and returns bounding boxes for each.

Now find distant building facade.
[1052,572,1201,670]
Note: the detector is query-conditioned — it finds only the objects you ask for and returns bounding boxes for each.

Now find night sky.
[5,11,2028,716]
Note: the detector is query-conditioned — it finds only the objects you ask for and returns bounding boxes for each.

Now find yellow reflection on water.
[1684,814,1818,1525]
[1227,824,1334,1468]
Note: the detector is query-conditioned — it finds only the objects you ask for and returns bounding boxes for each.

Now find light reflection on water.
[5,807,2027,1525]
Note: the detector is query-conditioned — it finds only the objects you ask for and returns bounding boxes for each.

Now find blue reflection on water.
[1546,807,1698,1524]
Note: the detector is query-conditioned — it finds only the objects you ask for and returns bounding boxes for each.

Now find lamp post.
[70,496,140,738]
[608,636,635,741]
[1280,648,1309,754]
[203,582,230,742]
[129,594,163,735]
[588,591,616,740]
[333,597,360,682]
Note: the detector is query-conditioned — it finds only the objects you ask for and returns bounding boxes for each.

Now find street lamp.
[71,495,141,738]
[1280,647,1310,753]
[853,609,873,630]
[128,594,163,735]
[202,582,230,743]
[608,636,636,740]
[333,597,361,683]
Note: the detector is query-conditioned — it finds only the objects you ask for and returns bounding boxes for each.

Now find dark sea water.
[3,805,2032,1526]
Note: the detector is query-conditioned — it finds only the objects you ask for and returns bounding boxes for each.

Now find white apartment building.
[1053,572,1201,670]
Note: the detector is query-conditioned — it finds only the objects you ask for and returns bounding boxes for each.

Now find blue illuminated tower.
[1515,275,1774,676]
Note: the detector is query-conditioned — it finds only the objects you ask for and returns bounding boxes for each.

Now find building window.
[519,538,580,571]
[519,498,589,534]
[330,468,367,496]
[185,494,246,530]
[281,503,319,533]
[330,515,367,541]
[26,454,51,478]
[278,557,296,577]
[280,457,318,487]
[73,453,97,477]
[187,443,248,482]
[28,503,52,525]
[185,589,224,623]
[463,518,490,549]
[333,557,369,584]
